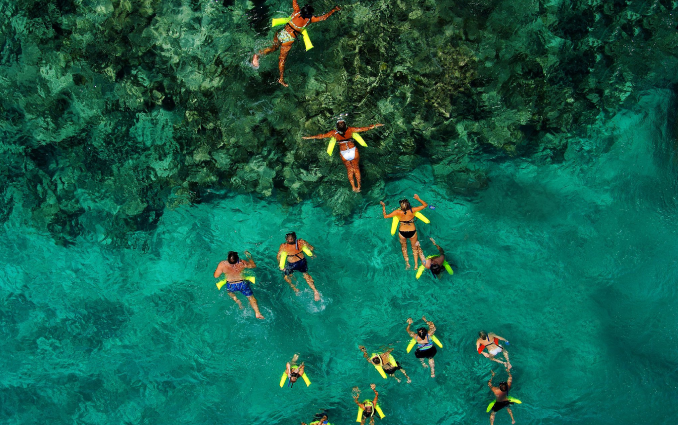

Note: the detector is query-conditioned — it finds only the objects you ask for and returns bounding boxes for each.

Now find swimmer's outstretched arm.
[213,261,226,278]
[406,317,417,338]
[350,123,384,133]
[302,131,335,140]
[298,362,305,375]
[359,345,371,361]
[430,238,444,254]
[300,239,314,251]
[507,369,513,389]
[412,194,428,212]
[380,201,400,219]
[286,362,292,376]
[493,333,508,342]
[243,251,256,268]
[415,242,429,267]
[311,5,340,22]
[422,316,436,335]
[292,0,300,13]
[370,383,378,405]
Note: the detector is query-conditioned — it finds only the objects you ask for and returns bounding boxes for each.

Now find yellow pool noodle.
[301,29,313,51]
[443,261,453,275]
[245,276,256,284]
[415,265,426,279]
[406,338,416,353]
[356,408,363,423]
[279,371,288,388]
[375,405,385,419]
[216,279,227,290]
[302,245,313,257]
[486,400,496,413]
[373,364,387,379]
[327,137,336,156]
[352,132,368,147]
[279,252,288,270]
[272,17,290,27]
[301,372,311,386]
[415,211,430,223]
[487,397,521,412]
[431,335,443,348]
[390,216,399,236]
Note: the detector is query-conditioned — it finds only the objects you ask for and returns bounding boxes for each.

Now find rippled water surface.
[2,90,677,424]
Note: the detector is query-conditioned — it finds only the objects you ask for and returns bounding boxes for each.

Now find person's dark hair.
[336,120,347,133]
[227,251,239,264]
[417,327,428,338]
[286,232,297,242]
[399,199,412,211]
[300,4,314,18]
[479,330,488,339]
[499,382,508,392]
[430,263,443,275]
[371,356,381,365]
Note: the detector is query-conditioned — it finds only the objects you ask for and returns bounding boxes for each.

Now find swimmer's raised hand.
[407,318,413,324]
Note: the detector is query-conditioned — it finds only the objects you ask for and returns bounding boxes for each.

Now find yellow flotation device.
[279,368,311,387]
[370,353,398,379]
[416,256,454,279]
[406,335,443,353]
[271,17,313,51]
[216,275,255,290]
[391,211,430,236]
[327,137,336,156]
[486,397,522,412]
[352,132,368,147]
[279,251,288,270]
[302,245,313,257]
[356,401,385,422]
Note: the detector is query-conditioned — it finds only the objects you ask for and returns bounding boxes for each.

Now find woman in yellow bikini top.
[380,194,428,269]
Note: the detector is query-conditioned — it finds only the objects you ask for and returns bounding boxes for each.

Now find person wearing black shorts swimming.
[352,384,380,425]
[380,194,428,269]
[213,251,264,319]
[406,316,438,377]
[277,232,321,301]
[359,345,411,383]
[488,368,516,425]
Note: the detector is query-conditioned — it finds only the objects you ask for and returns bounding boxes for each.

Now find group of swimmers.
[220,1,520,422]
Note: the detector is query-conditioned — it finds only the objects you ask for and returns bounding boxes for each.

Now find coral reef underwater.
[0,0,677,243]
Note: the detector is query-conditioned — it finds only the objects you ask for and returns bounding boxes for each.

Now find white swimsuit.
[340,147,356,161]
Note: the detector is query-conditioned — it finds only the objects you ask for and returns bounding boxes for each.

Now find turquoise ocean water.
[2,89,677,424]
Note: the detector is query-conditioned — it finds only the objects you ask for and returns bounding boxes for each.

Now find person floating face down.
[301,413,330,425]
[302,120,384,193]
[286,354,306,387]
[476,331,511,368]
[380,195,428,269]
[251,1,340,87]
[213,251,264,319]
[352,384,379,425]
[488,368,516,425]
[406,316,438,378]
[277,232,321,301]
[359,345,411,383]
[415,237,447,277]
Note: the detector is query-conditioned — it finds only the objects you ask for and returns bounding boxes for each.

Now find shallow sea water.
[2,89,677,424]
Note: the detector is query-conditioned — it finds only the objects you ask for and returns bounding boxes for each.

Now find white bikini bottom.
[340,147,356,161]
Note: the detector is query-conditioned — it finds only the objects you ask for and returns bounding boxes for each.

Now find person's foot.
[236,302,244,309]
[252,54,260,69]
[278,78,288,87]
[352,187,359,193]
[395,378,401,383]
[256,313,265,319]
[405,262,411,270]
[511,420,516,424]
[314,291,321,302]
[506,362,512,370]
[421,362,429,369]
[407,378,412,383]
[431,372,435,378]
[293,287,300,295]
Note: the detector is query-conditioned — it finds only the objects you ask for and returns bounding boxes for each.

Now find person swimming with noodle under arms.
[277,232,321,301]
[359,345,411,383]
[476,330,511,368]
[251,1,340,87]
[380,195,428,269]
[213,251,264,319]
[406,316,439,377]
[284,354,307,387]
[303,119,383,192]
[352,384,381,425]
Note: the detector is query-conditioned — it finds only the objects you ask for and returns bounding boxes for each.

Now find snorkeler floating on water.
[380,195,430,269]
[280,354,311,388]
[251,0,340,87]
[277,232,321,301]
[302,413,331,425]
[487,368,520,425]
[406,316,443,378]
[359,345,411,383]
[352,384,385,425]
[303,120,383,192]
[477,331,512,368]
[414,237,454,279]
[214,251,264,319]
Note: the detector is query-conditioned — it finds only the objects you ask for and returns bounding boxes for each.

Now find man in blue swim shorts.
[277,232,321,301]
[214,251,264,319]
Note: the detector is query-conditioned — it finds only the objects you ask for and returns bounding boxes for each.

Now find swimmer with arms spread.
[415,237,447,277]
[285,354,306,387]
[302,119,383,192]
[352,384,380,425]
[277,232,321,301]
[359,345,411,383]
[213,251,264,319]
[406,316,438,377]
[251,1,340,87]
[488,368,516,425]
[380,195,428,269]
[476,331,511,368]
